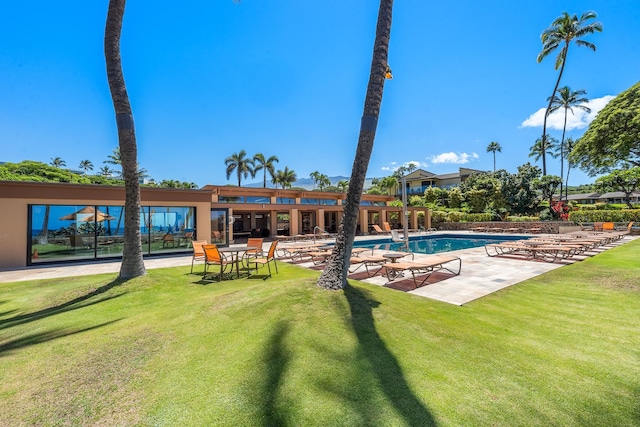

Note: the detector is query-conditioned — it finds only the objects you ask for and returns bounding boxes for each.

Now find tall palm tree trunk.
[105,0,146,279]
[559,110,567,200]
[318,0,393,290]
[541,48,568,176]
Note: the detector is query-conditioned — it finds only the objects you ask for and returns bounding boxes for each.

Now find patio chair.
[202,244,233,281]
[162,233,176,248]
[248,240,279,278]
[212,230,223,243]
[602,222,615,231]
[383,222,393,232]
[242,237,264,267]
[190,240,207,273]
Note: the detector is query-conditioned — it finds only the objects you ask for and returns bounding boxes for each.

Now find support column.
[290,208,299,236]
[411,210,418,230]
[270,210,278,237]
[360,209,369,235]
[318,209,325,231]
[228,208,234,243]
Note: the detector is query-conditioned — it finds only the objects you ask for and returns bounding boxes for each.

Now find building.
[566,191,640,205]
[391,167,486,196]
[0,181,430,270]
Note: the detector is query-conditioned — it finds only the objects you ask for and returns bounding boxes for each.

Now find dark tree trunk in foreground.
[317,0,393,290]
[105,0,146,279]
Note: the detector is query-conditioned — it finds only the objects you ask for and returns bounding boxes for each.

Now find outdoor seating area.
[485,230,629,263]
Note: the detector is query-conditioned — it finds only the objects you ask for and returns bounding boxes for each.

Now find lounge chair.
[485,241,578,262]
[372,224,388,235]
[349,255,388,277]
[383,222,393,232]
[248,240,279,278]
[382,255,462,288]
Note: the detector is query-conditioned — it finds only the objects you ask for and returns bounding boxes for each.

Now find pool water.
[353,234,527,255]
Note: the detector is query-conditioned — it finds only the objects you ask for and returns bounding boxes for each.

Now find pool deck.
[0,232,634,306]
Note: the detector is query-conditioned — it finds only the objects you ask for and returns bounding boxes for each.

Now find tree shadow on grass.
[257,320,290,427]
[344,284,437,427]
[0,319,121,357]
[0,279,126,331]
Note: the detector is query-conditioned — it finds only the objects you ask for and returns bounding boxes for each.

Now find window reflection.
[29,204,196,264]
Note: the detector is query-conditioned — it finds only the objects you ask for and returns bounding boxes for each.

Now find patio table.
[219,245,259,278]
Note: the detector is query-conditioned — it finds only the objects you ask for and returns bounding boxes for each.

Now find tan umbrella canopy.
[59,206,115,222]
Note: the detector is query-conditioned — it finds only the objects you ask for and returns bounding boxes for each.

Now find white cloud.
[521,95,615,131]
[381,160,428,172]
[430,152,479,164]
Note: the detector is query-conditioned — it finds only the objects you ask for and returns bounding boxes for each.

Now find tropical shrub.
[447,211,464,222]
[568,209,640,223]
[462,213,493,222]
[506,216,541,222]
[431,211,448,223]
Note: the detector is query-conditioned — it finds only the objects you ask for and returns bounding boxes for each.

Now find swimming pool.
[353,234,528,255]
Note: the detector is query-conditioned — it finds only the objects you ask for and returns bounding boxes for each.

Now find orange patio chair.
[202,244,233,281]
[248,240,279,279]
[190,240,207,273]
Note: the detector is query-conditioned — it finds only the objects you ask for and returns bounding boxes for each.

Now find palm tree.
[337,180,349,193]
[105,0,146,279]
[50,157,66,168]
[529,135,559,164]
[104,147,123,177]
[99,165,114,177]
[563,137,577,200]
[273,167,296,189]
[309,171,321,189]
[78,160,94,174]
[318,0,393,290]
[253,153,279,188]
[486,141,502,172]
[548,86,590,199]
[317,174,331,191]
[225,150,255,186]
[537,11,602,176]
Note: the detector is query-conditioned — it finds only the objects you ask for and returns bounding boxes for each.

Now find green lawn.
[1,240,639,426]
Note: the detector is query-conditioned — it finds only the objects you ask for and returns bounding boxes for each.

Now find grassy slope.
[1,240,639,426]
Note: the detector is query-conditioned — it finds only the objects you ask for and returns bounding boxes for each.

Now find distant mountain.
[244,176,375,190]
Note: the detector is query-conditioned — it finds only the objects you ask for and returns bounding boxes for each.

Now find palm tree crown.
[486,141,502,172]
[273,167,297,189]
[79,160,94,173]
[536,10,602,176]
[253,153,279,188]
[225,150,255,187]
[50,157,66,168]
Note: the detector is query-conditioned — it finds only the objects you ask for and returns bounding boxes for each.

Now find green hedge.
[506,216,541,222]
[568,210,640,223]
[462,213,493,222]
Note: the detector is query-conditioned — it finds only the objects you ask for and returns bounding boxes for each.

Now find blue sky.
[1,0,639,187]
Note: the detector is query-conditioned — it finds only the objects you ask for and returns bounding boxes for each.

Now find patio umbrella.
[58,206,114,222]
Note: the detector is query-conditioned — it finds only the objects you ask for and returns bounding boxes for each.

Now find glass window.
[245,196,270,204]
[211,209,228,245]
[149,206,196,254]
[301,198,318,204]
[276,198,295,204]
[29,204,196,265]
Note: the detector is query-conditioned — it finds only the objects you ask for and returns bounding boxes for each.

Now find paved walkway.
[0,233,634,306]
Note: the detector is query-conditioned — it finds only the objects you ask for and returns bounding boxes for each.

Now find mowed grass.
[1,240,639,426]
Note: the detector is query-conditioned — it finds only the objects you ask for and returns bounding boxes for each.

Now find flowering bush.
[551,201,571,220]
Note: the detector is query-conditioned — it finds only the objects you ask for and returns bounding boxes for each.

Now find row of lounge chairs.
[485,230,628,263]
[276,241,461,289]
